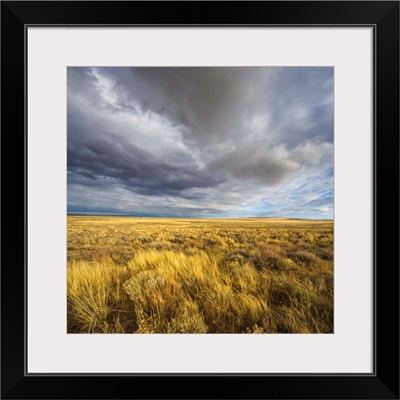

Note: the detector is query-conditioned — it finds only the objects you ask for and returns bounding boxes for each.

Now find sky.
[67,67,333,219]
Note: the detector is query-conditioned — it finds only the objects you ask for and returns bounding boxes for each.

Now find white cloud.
[68,67,334,219]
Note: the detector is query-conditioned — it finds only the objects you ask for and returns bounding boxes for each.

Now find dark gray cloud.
[67,67,334,218]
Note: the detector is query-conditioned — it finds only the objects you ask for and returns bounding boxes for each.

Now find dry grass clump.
[67,216,333,333]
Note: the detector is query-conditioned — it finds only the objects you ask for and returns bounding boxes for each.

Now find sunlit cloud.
[68,67,334,219]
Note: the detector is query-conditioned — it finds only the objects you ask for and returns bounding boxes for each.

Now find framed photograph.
[2,1,399,398]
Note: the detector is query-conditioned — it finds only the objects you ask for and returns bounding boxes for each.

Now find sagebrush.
[67,216,333,333]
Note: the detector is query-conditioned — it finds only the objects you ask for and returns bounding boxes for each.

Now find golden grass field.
[67,216,333,334]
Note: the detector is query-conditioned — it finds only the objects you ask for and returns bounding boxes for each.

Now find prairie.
[67,216,333,333]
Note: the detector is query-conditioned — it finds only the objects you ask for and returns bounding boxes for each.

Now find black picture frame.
[1,1,399,399]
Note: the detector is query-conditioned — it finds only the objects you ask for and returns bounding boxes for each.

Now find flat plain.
[67,216,333,334]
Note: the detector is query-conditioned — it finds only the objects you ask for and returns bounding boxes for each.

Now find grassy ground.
[67,216,333,334]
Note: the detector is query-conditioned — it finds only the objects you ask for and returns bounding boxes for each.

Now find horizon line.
[67,213,333,221]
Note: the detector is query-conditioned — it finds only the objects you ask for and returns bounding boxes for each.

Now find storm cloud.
[68,67,333,218]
